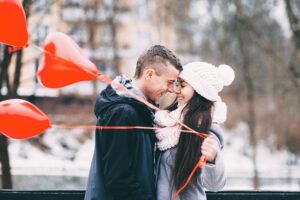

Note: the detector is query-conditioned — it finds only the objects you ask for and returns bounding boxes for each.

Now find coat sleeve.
[98,105,151,200]
[199,134,226,191]
[200,152,226,191]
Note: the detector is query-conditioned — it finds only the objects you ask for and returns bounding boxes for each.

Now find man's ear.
[144,68,155,80]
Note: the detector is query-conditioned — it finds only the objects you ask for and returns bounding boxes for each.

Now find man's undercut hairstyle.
[134,45,182,78]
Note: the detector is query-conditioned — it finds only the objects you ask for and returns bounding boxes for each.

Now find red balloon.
[38,32,100,88]
[0,99,51,139]
[0,0,29,47]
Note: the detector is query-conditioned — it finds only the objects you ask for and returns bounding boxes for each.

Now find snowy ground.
[222,123,300,190]
[3,122,300,190]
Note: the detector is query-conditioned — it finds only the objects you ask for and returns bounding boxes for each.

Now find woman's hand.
[201,136,218,163]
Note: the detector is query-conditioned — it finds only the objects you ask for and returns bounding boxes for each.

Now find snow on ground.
[222,122,300,178]
[222,122,300,190]
[8,129,94,177]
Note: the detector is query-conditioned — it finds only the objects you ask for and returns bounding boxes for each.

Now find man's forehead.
[165,65,180,76]
[156,62,179,80]
[165,73,179,81]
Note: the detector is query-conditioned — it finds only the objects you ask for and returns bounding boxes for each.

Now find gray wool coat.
[156,124,226,200]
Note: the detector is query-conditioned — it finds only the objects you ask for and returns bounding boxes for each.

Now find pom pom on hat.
[217,64,235,86]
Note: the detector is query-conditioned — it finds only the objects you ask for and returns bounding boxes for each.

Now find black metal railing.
[0,190,300,200]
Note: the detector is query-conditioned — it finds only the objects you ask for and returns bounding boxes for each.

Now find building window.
[32,0,50,14]
[64,0,84,7]
[69,26,88,46]
[32,25,49,46]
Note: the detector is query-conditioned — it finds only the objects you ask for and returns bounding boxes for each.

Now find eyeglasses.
[171,79,181,91]
[173,79,180,87]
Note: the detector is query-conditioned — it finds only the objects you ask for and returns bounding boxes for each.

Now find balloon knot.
[8,43,30,54]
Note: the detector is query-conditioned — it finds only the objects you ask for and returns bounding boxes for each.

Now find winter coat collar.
[94,75,155,122]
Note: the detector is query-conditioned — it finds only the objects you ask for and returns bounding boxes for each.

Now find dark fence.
[0,190,300,200]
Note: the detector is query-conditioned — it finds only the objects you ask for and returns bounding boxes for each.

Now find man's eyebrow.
[168,80,176,82]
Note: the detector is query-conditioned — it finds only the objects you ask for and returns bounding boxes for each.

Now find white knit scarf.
[154,105,185,151]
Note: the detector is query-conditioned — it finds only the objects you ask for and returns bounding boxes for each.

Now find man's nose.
[167,85,174,93]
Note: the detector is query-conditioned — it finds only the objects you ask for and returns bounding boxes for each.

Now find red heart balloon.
[38,32,100,88]
[0,99,51,139]
[0,0,29,47]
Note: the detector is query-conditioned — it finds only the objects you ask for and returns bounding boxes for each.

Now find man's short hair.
[134,45,182,78]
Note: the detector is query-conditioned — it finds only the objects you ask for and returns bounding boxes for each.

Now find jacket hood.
[94,76,155,121]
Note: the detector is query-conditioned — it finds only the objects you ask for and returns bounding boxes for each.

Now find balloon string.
[55,125,159,131]
[171,156,207,200]
[54,124,207,138]
[8,43,29,53]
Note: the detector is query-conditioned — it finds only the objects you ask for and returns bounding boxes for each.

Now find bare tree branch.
[234,0,259,189]
[285,0,300,90]
[285,0,300,46]
[234,0,300,90]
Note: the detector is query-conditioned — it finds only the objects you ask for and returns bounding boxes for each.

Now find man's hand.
[201,136,218,163]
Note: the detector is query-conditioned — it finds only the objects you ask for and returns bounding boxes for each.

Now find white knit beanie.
[179,62,235,123]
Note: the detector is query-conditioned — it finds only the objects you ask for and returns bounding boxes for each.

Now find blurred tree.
[233,0,259,189]
[285,0,300,89]
[107,0,120,74]
[85,0,103,97]
[191,0,300,188]
[0,45,13,189]
[284,0,300,154]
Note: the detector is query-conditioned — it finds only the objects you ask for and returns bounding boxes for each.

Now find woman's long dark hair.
[172,92,213,194]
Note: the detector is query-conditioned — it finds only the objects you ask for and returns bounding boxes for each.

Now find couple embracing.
[84,45,234,200]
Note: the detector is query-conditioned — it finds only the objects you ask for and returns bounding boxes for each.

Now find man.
[84,45,182,200]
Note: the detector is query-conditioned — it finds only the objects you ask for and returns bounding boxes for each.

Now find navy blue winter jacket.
[84,84,156,200]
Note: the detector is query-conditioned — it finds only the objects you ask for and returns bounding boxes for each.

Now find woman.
[155,62,234,200]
